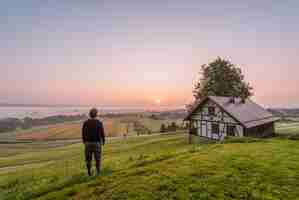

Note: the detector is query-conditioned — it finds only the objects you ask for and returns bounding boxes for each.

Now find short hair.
[89,108,98,118]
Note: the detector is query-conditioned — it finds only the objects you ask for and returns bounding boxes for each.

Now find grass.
[0,140,79,157]
[275,122,299,136]
[1,128,299,200]
[16,122,83,140]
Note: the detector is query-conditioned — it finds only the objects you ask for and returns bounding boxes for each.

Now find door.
[227,125,236,136]
[211,123,220,139]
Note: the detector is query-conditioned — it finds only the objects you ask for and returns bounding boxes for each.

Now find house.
[184,96,280,142]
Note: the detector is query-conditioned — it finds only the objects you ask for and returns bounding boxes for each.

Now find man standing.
[82,108,105,176]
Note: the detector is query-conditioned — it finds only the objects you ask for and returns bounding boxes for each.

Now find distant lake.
[0,106,147,120]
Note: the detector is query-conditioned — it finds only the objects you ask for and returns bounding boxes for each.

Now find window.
[227,125,236,136]
[208,107,215,116]
[212,123,219,134]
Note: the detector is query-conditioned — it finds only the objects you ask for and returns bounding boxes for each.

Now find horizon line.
[0,102,186,109]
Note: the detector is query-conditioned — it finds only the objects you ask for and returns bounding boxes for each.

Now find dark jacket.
[82,119,105,144]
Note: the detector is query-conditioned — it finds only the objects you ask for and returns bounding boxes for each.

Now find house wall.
[245,122,275,138]
[190,99,243,140]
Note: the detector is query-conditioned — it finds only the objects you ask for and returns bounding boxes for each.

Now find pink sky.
[1,1,298,108]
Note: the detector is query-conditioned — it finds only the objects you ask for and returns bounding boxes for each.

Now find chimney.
[241,97,246,104]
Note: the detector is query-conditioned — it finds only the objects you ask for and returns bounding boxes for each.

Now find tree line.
[160,122,187,133]
[0,114,87,133]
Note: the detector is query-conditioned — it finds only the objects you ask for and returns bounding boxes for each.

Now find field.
[1,122,299,200]
[10,117,183,141]
[15,119,127,140]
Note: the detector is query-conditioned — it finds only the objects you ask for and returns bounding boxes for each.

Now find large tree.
[192,57,253,104]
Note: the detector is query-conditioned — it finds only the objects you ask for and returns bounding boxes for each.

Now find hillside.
[268,108,299,118]
[1,131,299,200]
[12,117,183,141]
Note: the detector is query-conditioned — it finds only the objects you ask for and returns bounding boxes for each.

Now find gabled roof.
[185,96,280,128]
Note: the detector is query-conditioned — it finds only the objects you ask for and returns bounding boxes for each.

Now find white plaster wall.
[191,99,243,140]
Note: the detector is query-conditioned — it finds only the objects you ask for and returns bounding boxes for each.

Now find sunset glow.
[1,1,299,108]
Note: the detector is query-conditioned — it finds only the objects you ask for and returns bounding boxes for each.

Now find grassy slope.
[1,133,299,200]
[0,140,79,158]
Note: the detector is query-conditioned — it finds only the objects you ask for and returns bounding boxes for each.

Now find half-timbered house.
[185,96,280,142]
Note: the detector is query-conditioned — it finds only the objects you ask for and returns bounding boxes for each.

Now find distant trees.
[160,122,184,133]
[190,57,253,109]
[0,114,87,133]
[21,114,87,129]
[160,124,167,133]
[0,118,22,133]
[168,122,178,132]
[120,117,139,137]
[149,114,160,120]
[133,121,151,136]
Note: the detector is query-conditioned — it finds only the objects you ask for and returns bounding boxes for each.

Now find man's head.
[89,108,98,119]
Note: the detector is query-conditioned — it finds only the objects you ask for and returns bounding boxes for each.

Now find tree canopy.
[192,57,253,104]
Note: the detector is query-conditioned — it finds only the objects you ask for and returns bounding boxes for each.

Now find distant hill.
[158,109,187,119]
[147,109,187,120]
[0,103,81,107]
[268,108,299,117]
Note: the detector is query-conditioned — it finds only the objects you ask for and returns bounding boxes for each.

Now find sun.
[155,99,161,104]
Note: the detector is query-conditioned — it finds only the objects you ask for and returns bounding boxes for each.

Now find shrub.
[222,136,262,143]
[160,124,167,133]
[288,134,299,140]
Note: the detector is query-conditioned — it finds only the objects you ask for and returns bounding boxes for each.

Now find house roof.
[185,96,280,128]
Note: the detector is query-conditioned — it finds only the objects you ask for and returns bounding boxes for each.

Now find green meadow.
[276,122,299,136]
[1,122,299,200]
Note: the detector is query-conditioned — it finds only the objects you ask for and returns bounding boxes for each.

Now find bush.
[168,122,178,132]
[0,118,22,133]
[288,134,299,140]
[160,124,167,133]
[134,121,151,135]
[222,136,262,143]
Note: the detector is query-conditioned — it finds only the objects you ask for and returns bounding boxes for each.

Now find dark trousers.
[84,142,102,175]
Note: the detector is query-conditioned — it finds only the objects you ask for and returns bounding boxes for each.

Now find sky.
[0,0,298,108]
